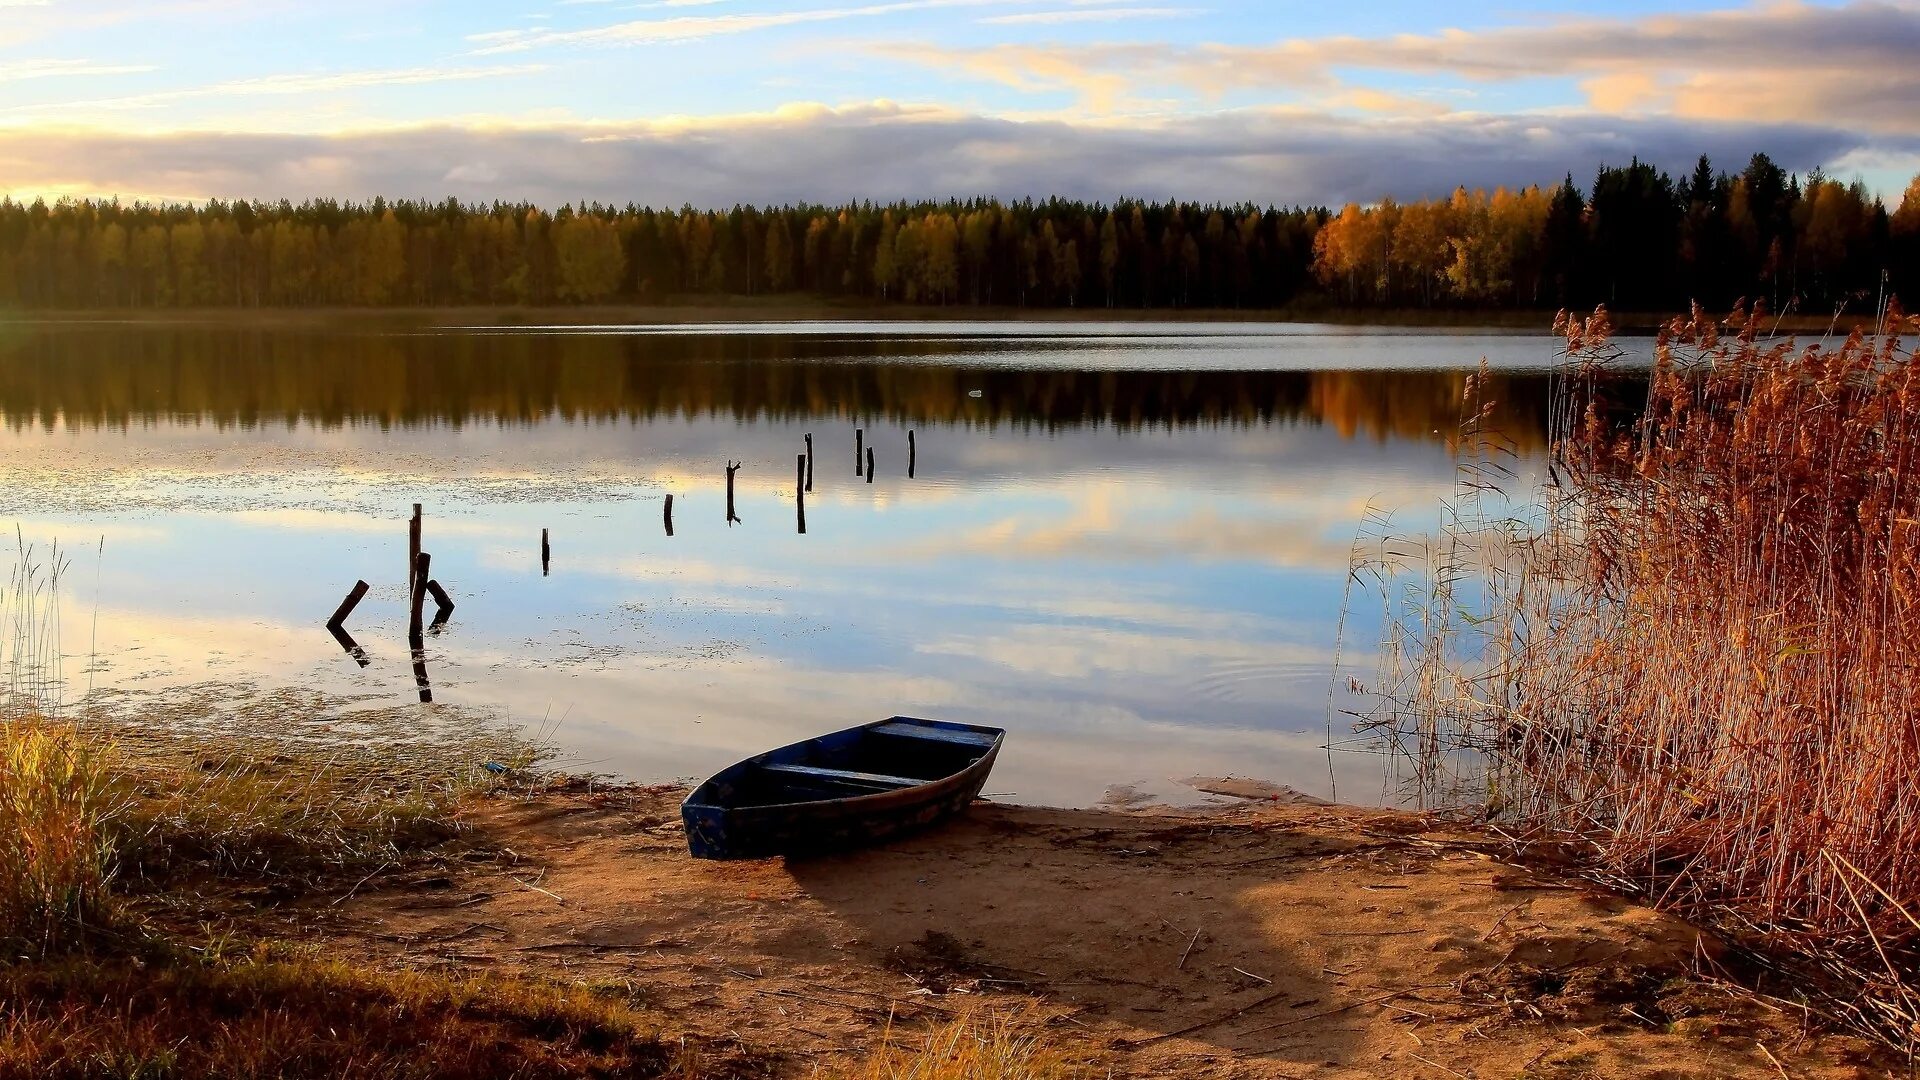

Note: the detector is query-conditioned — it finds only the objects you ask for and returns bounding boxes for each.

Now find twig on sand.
[1178,926,1203,969]
[422,922,508,945]
[1408,1052,1472,1078]
[516,941,660,953]
[1756,1040,1792,1079]
[509,876,566,905]
[332,861,394,907]
[751,986,953,1018]
[1118,987,1295,1046]
[1240,984,1449,1040]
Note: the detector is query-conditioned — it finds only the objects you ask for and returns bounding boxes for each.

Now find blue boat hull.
[681,716,1004,860]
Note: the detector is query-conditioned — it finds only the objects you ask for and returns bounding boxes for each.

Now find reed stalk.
[1345,302,1920,1046]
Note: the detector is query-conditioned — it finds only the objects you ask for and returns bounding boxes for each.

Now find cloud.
[979,6,1199,25]
[469,0,1022,53]
[6,64,548,117]
[0,100,1884,208]
[0,59,155,82]
[879,0,1920,135]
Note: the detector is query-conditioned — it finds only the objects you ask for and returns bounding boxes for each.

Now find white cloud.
[7,64,548,116]
[0,59,154,81]
[980,6,1198,25]
[469,0,1022,53]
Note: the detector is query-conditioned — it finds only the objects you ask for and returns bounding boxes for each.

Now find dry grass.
[837,1009,1092,1080]
[0,945,742,1080]
[1345,302,1920,1047]
[0,721,126,955]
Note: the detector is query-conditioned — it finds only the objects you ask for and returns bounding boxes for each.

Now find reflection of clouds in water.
[3,327,1555,807]
[916,624,1333,681]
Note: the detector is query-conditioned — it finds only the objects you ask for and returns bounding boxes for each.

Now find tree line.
[0,326,1549,443]
[0,153,1914,314]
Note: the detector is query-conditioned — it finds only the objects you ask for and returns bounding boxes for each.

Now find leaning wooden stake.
[797,454,808,535]
[865,446,875,484]
[409,551,431,646]
[804,433,814,492]
[327,579,370,630]
[908,429,917,479]
[426,579,455,630]
[664,493,675,537]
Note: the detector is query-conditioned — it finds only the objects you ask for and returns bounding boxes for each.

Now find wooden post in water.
[426,580,455,631]
[409,551,431,647]
[908,430,916,479]
[855,428,863,474]
[726,462,742,525]
[865,446,875,484]
[327,580,369,630]
[796,454,808,535]
[412,651,433,704]
[804,433,814,492]
[664,494,675,537]
[408,504,422,596]
[541,529,550,575]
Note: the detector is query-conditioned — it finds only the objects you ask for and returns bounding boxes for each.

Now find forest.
[0,153,1914,315]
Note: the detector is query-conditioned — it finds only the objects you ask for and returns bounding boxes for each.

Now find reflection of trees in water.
[0,328,1549,448]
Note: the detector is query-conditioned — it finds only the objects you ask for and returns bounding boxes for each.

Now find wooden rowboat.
[681,716,1005,860]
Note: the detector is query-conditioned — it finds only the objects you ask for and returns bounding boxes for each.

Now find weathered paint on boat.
[681,716,1004,860]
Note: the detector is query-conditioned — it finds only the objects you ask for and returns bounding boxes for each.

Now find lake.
[0,320,1564,807]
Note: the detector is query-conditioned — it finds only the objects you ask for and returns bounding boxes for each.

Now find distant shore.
[0,299,1861,334]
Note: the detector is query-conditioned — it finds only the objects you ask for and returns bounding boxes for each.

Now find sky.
[0,0,1916,207]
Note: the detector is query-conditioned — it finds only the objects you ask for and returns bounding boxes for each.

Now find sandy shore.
[283,784,1885,1078]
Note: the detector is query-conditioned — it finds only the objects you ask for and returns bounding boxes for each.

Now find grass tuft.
[0,720,127,955]
[841,1009,1092,1080]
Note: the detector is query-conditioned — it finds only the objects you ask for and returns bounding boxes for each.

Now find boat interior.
[721,720,999,807]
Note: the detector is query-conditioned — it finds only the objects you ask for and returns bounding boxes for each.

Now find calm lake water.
[0,320,1562,806]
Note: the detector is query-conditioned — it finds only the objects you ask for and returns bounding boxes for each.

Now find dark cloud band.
[0,105,1896,208]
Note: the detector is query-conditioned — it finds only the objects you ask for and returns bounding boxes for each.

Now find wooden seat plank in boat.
[869,721,997,747]
[760,763,920,789]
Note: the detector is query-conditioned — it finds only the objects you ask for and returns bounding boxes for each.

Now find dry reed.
[1344,302,1920,1047]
